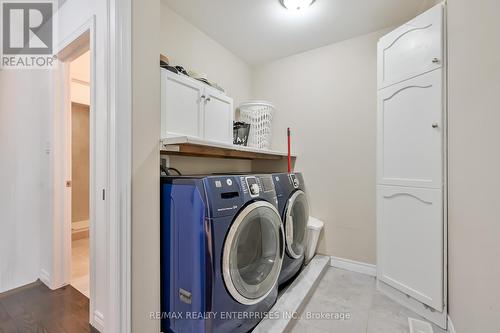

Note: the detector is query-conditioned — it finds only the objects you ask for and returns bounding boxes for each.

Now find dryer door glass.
[223,201,284,305]
[285,190,309,259]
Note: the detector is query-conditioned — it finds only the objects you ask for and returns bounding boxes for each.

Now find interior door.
[203,87,234,144]
[161,70,204,139]
[377,69,443,188]
[377,186,443,311]
[378,4,443,89]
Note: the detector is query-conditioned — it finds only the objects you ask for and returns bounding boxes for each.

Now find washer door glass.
[223,201,284,305]
[285,190,309,259]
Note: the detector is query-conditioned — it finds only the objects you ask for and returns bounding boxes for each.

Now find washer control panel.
[245,176,260,197]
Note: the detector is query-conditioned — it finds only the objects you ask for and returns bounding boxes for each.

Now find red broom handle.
[287,128,291,173]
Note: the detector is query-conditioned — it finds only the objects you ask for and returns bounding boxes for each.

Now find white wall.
[0,70,51,293]
[447,0,500,331]
[132,0,161,332]
[253,28,391,264]
[160,2,253,107]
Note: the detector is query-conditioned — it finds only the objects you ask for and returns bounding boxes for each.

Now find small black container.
[233,122,250,146]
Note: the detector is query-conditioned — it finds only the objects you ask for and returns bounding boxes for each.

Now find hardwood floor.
[0,281,98,333]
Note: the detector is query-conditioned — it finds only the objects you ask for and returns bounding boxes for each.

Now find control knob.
[250,183,260,196]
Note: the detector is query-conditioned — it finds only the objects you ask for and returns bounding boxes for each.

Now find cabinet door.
[203,87,234,144]
[378,3,443,89]
[377,69,443,189]
[161,70,204,139]
[377,185,443,311]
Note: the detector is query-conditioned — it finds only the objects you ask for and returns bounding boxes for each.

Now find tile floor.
[71,237,89,298]
[288,267,446,333]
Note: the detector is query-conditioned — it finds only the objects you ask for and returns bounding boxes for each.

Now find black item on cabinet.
[233,122,250,146]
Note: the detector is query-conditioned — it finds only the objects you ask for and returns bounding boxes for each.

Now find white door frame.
[50,0,132,330]
[107,0,132,332]
[53,14,97,324]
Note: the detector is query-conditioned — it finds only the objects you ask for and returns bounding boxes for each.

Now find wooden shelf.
[160,136,296,161]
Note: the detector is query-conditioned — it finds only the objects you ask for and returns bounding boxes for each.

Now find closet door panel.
[377,69,443,189]
[377,185,443,311]
[378,4,443,89]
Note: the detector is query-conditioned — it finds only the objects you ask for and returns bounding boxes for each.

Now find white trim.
[443,3,450,331]
[55,18,92,56]
[39,269,51,287]
[107,0,132,331]
[87,17,98,331]
[93,310,105,332]
[330,256,377,277]
[447,316,456,333]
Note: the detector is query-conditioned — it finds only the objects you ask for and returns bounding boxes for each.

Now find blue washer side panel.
[161,182,210,333]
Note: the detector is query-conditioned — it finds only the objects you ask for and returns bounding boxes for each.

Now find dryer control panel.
[289,173,300,189]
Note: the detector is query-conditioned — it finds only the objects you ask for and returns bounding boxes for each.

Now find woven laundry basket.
[238,101,275,149]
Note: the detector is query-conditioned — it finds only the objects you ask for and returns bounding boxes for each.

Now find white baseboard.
[93,310,105,332]
[447,316,456,333]
[39,269,51,288]
[330,256,377,276]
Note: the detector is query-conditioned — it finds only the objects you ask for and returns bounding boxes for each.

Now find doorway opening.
[54,27,93,304]
[69,50,91,298]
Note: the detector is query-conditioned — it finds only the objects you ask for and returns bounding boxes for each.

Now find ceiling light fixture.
[280,0,315,11]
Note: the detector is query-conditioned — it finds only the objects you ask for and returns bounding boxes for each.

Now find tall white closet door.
[376,3,446,326]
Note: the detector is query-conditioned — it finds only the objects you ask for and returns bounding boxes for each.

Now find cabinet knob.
[432,58,440,64]
[205,97,211,102]
[432,123,439,128]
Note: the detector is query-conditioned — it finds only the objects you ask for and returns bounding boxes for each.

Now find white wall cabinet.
[161,69,234,144]
[203,87,233,144]
[377,3,443,89]
[377,3,447,328]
